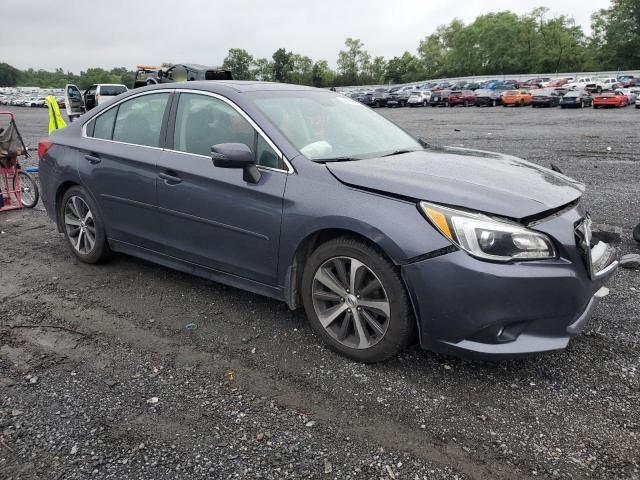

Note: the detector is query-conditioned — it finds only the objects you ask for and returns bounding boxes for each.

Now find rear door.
[78,91,172,251]
[156,91,288,285]
[64,84,85,118]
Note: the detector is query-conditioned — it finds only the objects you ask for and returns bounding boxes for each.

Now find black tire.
[59,185,110,264]
[423,100,428,107]
[492,99,497,107]
[463,100,469,107]
[633,223,640,242]
[301,237,414,363]
[13,171,39,208]
[375,101,380,108]
[580,100,584,109]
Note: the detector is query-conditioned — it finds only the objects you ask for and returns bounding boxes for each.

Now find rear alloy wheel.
[302,238,414,362]
[463,100,469,107]
[60,186,110,264]
[423,100,428,107]
[580,100,584,109]
[492,99,497,107]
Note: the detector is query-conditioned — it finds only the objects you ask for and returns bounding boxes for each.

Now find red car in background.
[593,91,630,108]
[547,79,569,88]
[448,90,476,107]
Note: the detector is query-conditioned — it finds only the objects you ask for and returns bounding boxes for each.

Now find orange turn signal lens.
[425,207,453,240]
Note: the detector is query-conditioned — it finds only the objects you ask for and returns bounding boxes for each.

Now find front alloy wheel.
[312,256,390,349]
[302,238,414,362]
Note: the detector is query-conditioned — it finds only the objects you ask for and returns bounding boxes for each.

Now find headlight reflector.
[420,202,556,262]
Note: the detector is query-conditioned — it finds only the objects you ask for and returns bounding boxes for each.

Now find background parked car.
[386,88,411,107]
[559,90,593,108]
[502,90,532,107]
[430,90,452,107]
[448,90,476,107]
[616,88,639,104]
[617,75,636,87]
[593,91,629,108]
[407,90,431,107]
[474,89,502,106]
[531,89,561,107]
[133,64,232,88]
[370,89,390,108]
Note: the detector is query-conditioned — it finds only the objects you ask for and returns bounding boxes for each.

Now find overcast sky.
[2,0,611,73]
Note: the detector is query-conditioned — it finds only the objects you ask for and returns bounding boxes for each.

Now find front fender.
[277,162,452,288]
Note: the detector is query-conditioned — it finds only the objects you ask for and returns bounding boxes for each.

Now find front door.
[157,92,288,286]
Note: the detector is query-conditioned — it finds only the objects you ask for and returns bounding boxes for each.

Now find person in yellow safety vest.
[45,96,67,135]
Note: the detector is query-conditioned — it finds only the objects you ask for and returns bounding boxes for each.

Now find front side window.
[173,93,282,169]
[112,93,170,147]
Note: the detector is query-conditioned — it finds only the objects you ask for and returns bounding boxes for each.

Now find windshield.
[251,92,421,161]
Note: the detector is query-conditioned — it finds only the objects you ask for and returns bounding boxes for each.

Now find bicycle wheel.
[13,171,39,208]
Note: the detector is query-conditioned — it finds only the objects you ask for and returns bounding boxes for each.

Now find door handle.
[84,154,101,164]
[159,172,182,184]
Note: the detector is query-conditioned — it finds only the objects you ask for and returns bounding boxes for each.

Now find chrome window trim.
[81,88,294,174]
[172,89,293,174]
[81,89,174,149]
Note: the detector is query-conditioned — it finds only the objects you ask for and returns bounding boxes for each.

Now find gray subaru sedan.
[38,81,618,362]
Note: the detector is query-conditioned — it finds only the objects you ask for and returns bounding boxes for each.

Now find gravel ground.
[0,104,639,480]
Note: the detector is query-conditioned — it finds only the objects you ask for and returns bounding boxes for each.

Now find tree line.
[1,1,637,89]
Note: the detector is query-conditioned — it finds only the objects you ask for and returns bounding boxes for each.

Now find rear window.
[99,85,127,96]
[205,70,233,80]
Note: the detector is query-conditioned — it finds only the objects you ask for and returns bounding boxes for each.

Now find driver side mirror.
[211,143,261,184]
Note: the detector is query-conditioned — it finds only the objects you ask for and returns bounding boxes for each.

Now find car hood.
[325,145,584,220]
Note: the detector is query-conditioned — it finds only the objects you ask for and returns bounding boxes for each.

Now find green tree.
[589,0,640,70]
[222,48,255,80]
[252,58,273,81]
[272,48,294,83]
[337,38,368,85]
[0,63,21,86]
[311,60,335,87]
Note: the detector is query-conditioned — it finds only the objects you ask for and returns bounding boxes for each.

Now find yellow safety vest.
[45,96,67,135]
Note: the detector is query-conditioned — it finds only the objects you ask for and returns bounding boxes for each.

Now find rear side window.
[99,85,127,96]
[112,93,170,147]
[92,106,117,140]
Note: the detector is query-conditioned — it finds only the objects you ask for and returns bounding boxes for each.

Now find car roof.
[140,80,320,94]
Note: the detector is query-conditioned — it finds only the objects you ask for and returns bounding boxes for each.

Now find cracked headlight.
[420,201,556,262]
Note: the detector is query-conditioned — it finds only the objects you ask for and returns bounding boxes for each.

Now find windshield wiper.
[314,156,363,163]
[381,149,420,157]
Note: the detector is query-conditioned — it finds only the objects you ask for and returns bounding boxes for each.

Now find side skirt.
[108,239,285,302]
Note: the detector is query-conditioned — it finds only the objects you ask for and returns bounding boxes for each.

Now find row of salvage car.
[348,87,640,109]
[345,75,640,110]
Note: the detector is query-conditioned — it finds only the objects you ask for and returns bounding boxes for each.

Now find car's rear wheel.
[301,238,414,363]
[492,99,497,107]
[580,100,584,109]
[633,223,640,242]
[60,186,110,264]
[423,100,428,107]
[463,100,469,107]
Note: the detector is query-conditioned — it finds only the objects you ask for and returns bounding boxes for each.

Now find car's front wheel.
[301,238,414,362]
[60,186,110,264]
